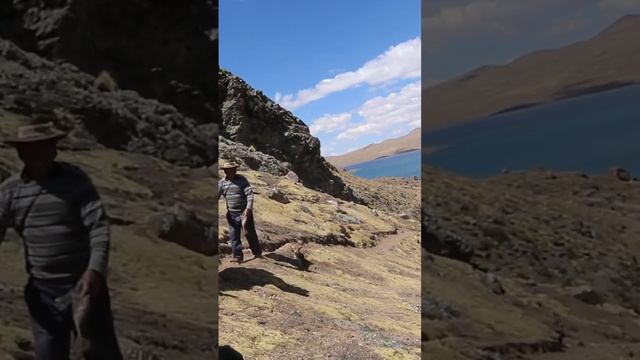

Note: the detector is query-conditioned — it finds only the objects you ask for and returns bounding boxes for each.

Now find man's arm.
[78,178,110,277]
[243,178,254,211]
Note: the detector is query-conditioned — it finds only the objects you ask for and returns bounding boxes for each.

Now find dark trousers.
[226,211,262,260]
[24,277,76,360]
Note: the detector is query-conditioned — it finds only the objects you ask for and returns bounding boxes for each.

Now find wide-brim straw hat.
[4,122,67,146]
[220,161,240,170]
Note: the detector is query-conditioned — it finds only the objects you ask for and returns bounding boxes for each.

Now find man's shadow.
[264,253,312,272]
[219,267,309,297]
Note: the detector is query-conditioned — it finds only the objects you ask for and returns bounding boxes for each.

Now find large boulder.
[265,188,290,204]
[219,69,360,203]
[156,203,217,256]
[285,171,300,183]
[219,137,289,176]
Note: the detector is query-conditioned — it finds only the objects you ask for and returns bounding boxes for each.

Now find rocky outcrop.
[219,69,359,202]
[0,0,219,128]
[219,137,289,176]
[157,203,207,243]
[265,188,290,204]
[0,39,217,167]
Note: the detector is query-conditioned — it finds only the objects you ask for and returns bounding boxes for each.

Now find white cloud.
[598,0,640,11]
[309,112,352,135]
[408,119,421,129]
[321,141,338,156]
[336,81,421,141]
[277,37,421,110]
[321,147,335,156]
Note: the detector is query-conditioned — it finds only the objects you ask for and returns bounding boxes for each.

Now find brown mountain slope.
[326,128,421,169]
[422,15,640,130]
[422,166,640,359]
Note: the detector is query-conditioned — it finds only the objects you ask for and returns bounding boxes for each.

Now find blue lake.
[423,85,640,179]
[346,149,421,179]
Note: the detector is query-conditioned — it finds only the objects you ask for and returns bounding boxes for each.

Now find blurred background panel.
[422,1,640,359]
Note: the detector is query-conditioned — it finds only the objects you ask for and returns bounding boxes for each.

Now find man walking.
[218,161,262,263]
[0,121,121,359]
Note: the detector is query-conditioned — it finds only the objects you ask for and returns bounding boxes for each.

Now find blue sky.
[220,0,421,156]
[423,0,640,84]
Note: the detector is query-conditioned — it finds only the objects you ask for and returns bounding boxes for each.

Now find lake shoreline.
[423,85,640,179]
[372,147,421,161]
[346,149,420,179]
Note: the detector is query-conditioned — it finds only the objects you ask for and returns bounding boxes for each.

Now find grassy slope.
[217,167,421,359]
[422,166,640,359]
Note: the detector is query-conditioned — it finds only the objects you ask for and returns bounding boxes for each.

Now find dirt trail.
[372,230,408,254]
[218,226,421,360]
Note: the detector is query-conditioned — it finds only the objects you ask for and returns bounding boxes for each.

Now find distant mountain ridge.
[326,128,421,168]
[422,14,640,131]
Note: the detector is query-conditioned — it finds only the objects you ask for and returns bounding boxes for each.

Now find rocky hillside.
[0,1,220,358]
[0,0,219,131]
[217,164,421,359]
[219,69,359,202]
[326,128,421,169]
[0,39,217,167]
[422,166,640,359]
[218,65,421,359]
[422,15,640,130]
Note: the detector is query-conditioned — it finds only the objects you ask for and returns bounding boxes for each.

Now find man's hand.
[242,208,252,218]
[77,269,104,296]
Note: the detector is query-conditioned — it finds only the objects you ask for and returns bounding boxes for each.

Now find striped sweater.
[218,174,254,212]
[0,162,110,280]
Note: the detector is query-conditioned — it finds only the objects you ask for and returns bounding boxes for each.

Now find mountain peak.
[600,14,640,35]
[326,127,421,168]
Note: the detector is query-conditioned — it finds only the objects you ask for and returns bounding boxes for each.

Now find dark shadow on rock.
[219,267,309,297]
[219,345,244,360]
[265,253,310,271]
